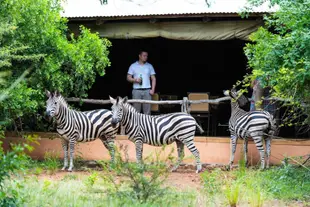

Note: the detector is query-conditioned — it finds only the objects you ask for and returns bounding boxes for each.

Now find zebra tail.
[195,122,204,134]
[268,115,278,137]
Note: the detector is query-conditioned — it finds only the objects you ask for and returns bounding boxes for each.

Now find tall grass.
[5,175,196,207]
[201,162,310,206]
[43,150,61,175]
[4,145,196,207]
[224,181,242,207]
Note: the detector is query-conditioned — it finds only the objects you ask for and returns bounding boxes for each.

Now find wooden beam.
[65,96,232,105]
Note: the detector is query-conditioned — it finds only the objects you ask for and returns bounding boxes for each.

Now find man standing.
[127,50,156,115]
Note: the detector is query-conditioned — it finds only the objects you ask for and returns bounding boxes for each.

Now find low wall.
[3,132,310,166]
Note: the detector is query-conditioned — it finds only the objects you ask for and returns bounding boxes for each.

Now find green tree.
[0,0,111,130]
[242,0,310,123]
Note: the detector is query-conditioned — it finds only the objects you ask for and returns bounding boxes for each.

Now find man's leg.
[142,89,152,115]
[132,89,142,113]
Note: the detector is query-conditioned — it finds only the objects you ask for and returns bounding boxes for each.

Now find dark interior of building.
[77,37,302,138]
[85,37,247,100]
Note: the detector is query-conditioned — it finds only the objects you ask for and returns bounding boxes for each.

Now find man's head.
[138,50,148,63]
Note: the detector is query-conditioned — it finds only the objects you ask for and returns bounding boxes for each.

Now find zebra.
[223,88,277,170]
[45,90,119,171]
[109,96,204,173]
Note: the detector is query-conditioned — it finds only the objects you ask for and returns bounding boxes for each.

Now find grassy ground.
[3,161,309,207]
[2,148,310,207]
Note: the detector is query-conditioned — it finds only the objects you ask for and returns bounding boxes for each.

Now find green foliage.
[33,167,43,176]
[0,128,34,206]
[0,0,111,131]
[248,185,265,207]
[224,181,242,207]
[201,163,310,206]
[84,171,99,188]
[201,168,223,197]
[43,150,60,175]
[5,173,196,207]
[242,0,310,123]
[260,164,310,200]
[61,174,78,181]
[1,145,195,206]
[99,145,194,206]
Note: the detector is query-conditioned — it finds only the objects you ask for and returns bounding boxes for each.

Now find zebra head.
[109,96,128,128]
[223,88,249,107]
[45,90,61,118]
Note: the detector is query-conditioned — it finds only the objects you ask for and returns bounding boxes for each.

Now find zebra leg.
[243,139,248,167]
[135,139,144,164]
[171,140,184,172]
[183,140,202,173]
[252,136,265,169]
[265,138,271,169]
[68,138,76,172]
[61,139,69,171]
[229,135,238,170]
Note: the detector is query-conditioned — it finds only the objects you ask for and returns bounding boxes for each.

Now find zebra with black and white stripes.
[109,96,204,173]
[224,88,277,170]
[45,90,119,171]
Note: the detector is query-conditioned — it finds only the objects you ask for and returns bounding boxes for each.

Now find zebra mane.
[55,93,68,108]
[229,89,249,107]
[236,94,249,107]
[116,96,120,103]
[123,102,138,113]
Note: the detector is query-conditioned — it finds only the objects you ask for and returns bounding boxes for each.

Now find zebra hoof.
[195,169,202,174]
[61,167,67,171]
[195,166,202,173]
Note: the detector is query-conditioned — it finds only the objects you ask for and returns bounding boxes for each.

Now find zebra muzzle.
[111,119,118,128]
[45,111,52,122]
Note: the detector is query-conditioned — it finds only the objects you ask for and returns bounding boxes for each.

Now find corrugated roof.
[61,0,276,18]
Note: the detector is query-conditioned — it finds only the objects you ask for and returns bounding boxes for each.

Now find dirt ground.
[35,169,203,191]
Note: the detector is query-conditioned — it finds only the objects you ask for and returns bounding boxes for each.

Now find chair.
[151,92,160,115]
[188,92,211,136]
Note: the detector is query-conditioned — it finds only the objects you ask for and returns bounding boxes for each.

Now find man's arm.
[150,75,156,95]
[127,74,136,83]
[127,74,141,84]
[127,64,141,84]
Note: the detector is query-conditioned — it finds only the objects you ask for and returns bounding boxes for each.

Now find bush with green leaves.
[99,145,195,206]
[0,0,111,131]
[0,129,35,206]
[241,0,310,124]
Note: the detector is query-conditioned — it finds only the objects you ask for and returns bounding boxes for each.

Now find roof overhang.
[67,12,268,22]
[62,0,276,22]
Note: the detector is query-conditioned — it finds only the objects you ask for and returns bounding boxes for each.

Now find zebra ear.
[123,96,128,103]
[223,90,229,96]
[54,91,60,97]
[45,90,51,97]
[109,96,116,104]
